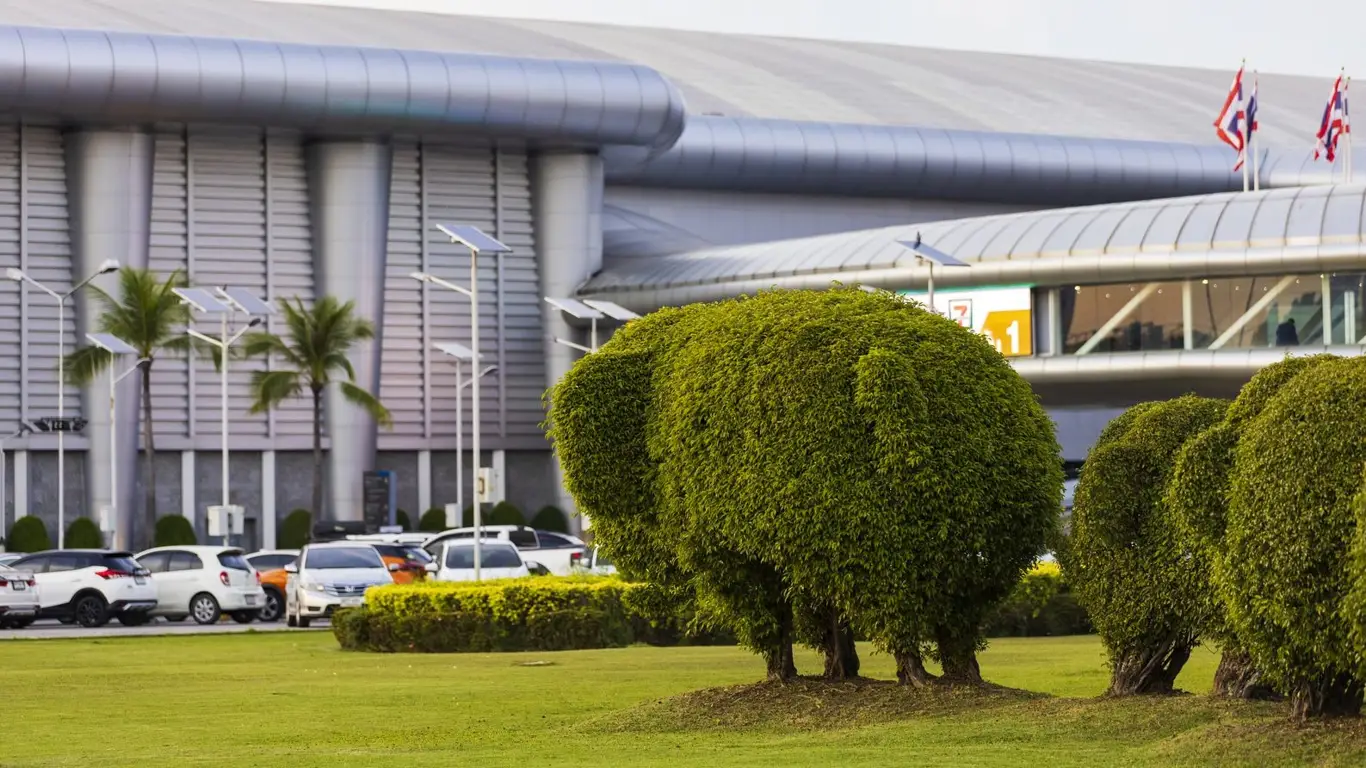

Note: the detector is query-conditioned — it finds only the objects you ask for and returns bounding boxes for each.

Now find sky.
[263,0,1366,79]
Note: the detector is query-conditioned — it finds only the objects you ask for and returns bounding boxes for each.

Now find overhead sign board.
[898,285,1034,357]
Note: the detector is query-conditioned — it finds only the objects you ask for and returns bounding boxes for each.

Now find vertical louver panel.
[149,126,191,437]
[0,124,21,429]
[493,148,546,440]
[187,129,269,440]
[381,139,425,440]
[264,132,315,439]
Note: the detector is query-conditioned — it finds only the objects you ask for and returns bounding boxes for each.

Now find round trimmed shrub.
[279,509,312,549]
[395,509,411,531]
[418,507,447,533]
[530,505,569,533]
[153,514,198,547]
[65,517,104,549]
[1224,356,1366,717]
[1065,395,1227,695]
[487,501,523,526]
[6,516,51,553]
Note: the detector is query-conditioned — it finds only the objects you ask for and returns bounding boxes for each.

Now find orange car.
[368,543,432,585]
[245,550,299,623]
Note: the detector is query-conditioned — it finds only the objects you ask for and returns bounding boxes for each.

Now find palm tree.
[241,296,391,519]
[64,268,192,545]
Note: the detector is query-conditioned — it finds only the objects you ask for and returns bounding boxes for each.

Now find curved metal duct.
[0,24,687,149]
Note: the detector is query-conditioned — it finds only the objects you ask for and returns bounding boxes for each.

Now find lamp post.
[85,333,149,549]
[174,287,268,545]
[6,258,120,548]
[897,233,970,314]
[433,342,496,529]
[0,421,39,547]
[545,297,640,355]
[413,224,510,582]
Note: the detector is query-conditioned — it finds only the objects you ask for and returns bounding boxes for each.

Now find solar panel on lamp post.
[86,333,147,549]
[6,258,120,548]
[175,287,269,545]
[434,342,497,533]
[896,233,970,314]
[416,224,511,583]
[544,297,640,354]
[0,420,40,550]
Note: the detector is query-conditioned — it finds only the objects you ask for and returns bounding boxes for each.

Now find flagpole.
[1241,62,1250,193]
[1347,75,1353,183]
[1251,71,1261,191]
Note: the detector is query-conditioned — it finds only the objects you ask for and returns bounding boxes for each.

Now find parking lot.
[0,617,327,640]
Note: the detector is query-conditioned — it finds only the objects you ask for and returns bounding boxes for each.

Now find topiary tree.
[1224,356,1366,718]
[153,514,198,547]
[418,507,447,533]
[395,509,411,531]
[65,517,105,549]
[279,509,312,549]
[530,505,569,533]
[6,516,51,553]
[1065,395,1228,696]
[1166,355,1334,700]
[487,501,524,526]
[551,287,1061,684]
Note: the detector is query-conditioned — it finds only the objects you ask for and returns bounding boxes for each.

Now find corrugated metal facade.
[0,124,76,432]
[380,139,544,450]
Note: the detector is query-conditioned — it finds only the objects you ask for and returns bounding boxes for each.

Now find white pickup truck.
[420,526,586,576]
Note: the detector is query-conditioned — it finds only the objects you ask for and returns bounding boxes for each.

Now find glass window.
[168,552,203,571]
[102,554,145,574]
[402,546,433,564]
[1190,276,1325,349]
[1330,273,1366,345]
[46,554,83,573]
[138,552,171,574]
[12,555,48,572]
[1060,282,1185,353]
[508,529,538,549]
[444,544,522,569]
[304,547,384,569]
[535,533,576,549]
[217,551,251,571]
[247,554,295,571]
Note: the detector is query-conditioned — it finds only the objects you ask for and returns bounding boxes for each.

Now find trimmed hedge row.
[333,577,734,653]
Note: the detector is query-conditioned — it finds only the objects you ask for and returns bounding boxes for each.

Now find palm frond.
[247,370,303,414]
[339,380,392,428]
[63,345,114,386]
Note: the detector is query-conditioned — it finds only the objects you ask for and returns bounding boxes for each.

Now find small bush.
[418,507,447,533]
[395,509,411,531]
[6,516,51,553]
[153,515,198,546]
[65,517,104,548]
[530,505,569,533]
[984,561,1092,638]
[487,501,523,526]
[280,509,312,549]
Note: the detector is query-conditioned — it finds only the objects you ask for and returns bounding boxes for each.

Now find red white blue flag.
[1315,73,1348,162]
[1213,65,1248,170]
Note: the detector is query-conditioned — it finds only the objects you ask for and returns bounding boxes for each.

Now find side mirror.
[283,563,298,574]
[387,562,401,572]
[423,562,440,574]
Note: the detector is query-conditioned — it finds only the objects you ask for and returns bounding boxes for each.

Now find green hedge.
[419,507,447,533]
[487,501,524,526]
[334,576,734,653]
[6,516,51,553]
[280,509,311,549]
[529,505,569,533]
[983,562,1092,638]
[65,517,104,548]
[154,515,198,546]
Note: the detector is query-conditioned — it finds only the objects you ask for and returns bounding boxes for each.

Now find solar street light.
[86,333,148,549]
[897,232,970,312]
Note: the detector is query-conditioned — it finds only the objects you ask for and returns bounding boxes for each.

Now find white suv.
[285,542,398,628]
[9,550,157,628]
[422,526,585,575]
[136,546,268,625]
[425,539,532,582]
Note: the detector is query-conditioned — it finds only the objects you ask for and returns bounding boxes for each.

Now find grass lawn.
[3,633,1366,767]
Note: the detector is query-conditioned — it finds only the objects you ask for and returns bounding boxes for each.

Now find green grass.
[3,634,1365,767]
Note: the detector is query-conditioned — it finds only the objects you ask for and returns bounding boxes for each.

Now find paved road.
[0,619,329,640]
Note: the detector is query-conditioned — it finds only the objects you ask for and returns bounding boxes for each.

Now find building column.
[532,151,604,530]
[181,451,195,524]
[306,140,392,522]
[417,450,432,517]
[13,451,27,519]
[261,450,277,549]
[65,128,154,550]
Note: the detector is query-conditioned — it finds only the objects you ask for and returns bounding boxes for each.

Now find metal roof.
[0,0,1342,144]
[580,183,1366,310]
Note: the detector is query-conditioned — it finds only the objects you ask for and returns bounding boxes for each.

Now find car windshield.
[304,548,384,569]
[403,546,433,564]
[218,552,251,571]
[445,544,521,569]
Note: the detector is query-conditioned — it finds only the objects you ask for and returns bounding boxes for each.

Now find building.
[0,0,1356,547]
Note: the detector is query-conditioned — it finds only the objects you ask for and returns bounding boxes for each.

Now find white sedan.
[425,539,533,582]
[285,542,398,628]
[135,546,267,625]
[0,565,39,628]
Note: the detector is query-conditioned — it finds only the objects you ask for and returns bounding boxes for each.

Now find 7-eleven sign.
[947,299,972,329]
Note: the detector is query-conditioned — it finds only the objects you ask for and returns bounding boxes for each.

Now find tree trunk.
[820,608,860,681]
[1289,673,1364,719]
[895,649,936,688]
[311,385,323,530]
[764,599,797,682]
[1212,647,1279,700]
[141,362,158,549]
[1107,639,1193,696]
[936,628,984,685]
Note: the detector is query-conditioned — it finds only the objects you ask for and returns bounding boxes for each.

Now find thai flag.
[1213,65,1247,170]
[1315,74,1347,162]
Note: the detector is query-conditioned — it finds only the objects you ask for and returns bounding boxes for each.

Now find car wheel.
[8,618,33,629]
[74,595,109,628]
[189,593,222,626]
[258,589,283,623]
[230,610,257,624]
[116,612,151,627]
[297,614,311,629]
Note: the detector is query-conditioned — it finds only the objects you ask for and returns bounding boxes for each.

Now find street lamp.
[433,342,497,530]
[7,258,120,548]
[897,233,970,312]
[174,287,269,545]
[0,420,40,546]
[413,224,510,582]
[85,333,149,549]
[544,297,640,354]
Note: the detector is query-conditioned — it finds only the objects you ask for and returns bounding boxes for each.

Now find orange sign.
[981,309,1033,356]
